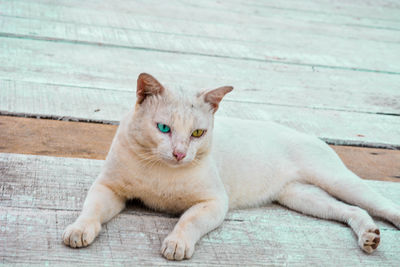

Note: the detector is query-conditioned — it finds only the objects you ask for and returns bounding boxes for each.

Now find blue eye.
[157,123,170,133]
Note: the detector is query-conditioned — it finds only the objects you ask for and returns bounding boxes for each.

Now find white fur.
[63,74,400,260]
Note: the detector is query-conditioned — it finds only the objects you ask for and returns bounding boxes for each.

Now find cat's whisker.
[190,157,201,167]
[144,157,160,169]
[149,159,161,170]
[136,154,160,169]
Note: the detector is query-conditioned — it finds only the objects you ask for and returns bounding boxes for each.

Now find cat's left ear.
[136,73,165,104]
[200,86,233,113]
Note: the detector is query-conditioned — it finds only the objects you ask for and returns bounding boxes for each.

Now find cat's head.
[129,73,232,168]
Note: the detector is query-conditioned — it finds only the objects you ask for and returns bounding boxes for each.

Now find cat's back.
[212,117,328,208]
[213,116,309,164]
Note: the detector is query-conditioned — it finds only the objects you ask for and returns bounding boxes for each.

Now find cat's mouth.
[161,157,191,168]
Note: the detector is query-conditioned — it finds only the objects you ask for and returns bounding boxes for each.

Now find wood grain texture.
[3,0,400,36]
[3,4,399,46]
[0,115,399,182]
[1,44,399,115]
[1,10,400,74]
[0,153,399,266]
[230,0,400,22]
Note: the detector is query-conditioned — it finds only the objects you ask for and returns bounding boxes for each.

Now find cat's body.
[101,114,311,212]
[63,73,400,261]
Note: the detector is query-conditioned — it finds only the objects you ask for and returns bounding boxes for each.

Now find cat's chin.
[162,158,191,168]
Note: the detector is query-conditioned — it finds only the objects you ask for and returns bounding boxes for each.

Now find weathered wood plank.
[1,2,400,73]
[1,0,398,121]
[5,0,400,30]
[191,0,400,26]
[0,36,399,115]
[1,206,400,266]
[2,0,399,45]
[238,0,400,21]
[0,153,399,266]
[1,80,400,148]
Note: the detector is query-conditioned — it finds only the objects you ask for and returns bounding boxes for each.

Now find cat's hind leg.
[308,166,400,230]
[277,182,380,253]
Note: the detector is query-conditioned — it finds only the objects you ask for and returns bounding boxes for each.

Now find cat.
[63,73,400,260]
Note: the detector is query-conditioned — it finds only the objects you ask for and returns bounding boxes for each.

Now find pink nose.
[173,150,186,161]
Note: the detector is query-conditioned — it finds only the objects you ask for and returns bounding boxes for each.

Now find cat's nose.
[172,150,186,161]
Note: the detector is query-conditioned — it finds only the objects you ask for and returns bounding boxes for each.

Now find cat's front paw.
[359,228,380,254]
[161,233,195,261]
[62,219,101,248]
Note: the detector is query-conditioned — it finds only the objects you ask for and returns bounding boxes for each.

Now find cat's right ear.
[136,73,165,104]
[200,86,233,113]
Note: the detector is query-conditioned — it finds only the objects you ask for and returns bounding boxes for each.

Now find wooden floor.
[1,153,399,266]
[1,0,400,266]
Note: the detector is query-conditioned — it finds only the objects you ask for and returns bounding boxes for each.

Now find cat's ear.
[200,86,233,113]
[136,73,165,104]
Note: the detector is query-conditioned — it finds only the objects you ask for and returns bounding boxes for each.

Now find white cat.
[63,73,400,260]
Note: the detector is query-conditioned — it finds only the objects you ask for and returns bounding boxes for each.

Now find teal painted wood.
[5,0,400,29]
[2,0,400,44]
[1,1,400,73]
[182,0,400,27]
[234,0,400,22]
[0,153,399,266]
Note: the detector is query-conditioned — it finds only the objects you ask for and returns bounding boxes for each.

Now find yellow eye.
[191,129,205,138]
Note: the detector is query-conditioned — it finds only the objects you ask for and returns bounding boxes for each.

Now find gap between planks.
[0,115,399,182]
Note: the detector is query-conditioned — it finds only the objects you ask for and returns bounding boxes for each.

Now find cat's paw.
[161,233,195,261]
[359,228,380,254]
[62,219,101,248]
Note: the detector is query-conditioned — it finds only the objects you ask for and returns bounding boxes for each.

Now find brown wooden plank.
[0,153,399,266]
[0,116,399,182]
[0,115,117,160]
